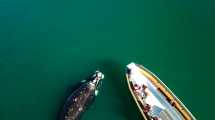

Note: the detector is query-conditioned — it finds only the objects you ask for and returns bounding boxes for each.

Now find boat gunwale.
[126,74,148,120]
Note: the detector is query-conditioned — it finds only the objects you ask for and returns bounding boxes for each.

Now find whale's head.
[88,71,104,96]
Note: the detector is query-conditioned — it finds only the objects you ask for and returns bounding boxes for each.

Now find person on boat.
[142,84,148,97]
[133,84,143,97]
[151,116,159,120]
[134,84,141,91]
[143,104,151,113]
[133,83,148,100]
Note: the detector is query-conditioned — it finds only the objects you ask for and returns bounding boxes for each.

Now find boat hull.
[126,63,196,120]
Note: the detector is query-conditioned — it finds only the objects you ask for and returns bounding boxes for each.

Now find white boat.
[126,63,196,120]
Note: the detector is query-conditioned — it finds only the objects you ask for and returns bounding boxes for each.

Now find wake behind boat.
[126,63,196,120]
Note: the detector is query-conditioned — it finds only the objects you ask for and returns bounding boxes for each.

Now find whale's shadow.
[98,60,142,120]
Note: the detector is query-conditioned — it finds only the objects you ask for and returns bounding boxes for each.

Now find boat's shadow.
[99,60,142,120]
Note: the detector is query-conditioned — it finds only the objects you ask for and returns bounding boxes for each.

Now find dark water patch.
[97,60,142,120]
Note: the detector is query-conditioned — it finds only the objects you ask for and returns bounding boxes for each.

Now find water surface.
[0,0,214,119]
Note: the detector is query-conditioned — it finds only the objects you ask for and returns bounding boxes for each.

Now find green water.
[0,0,214,119]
